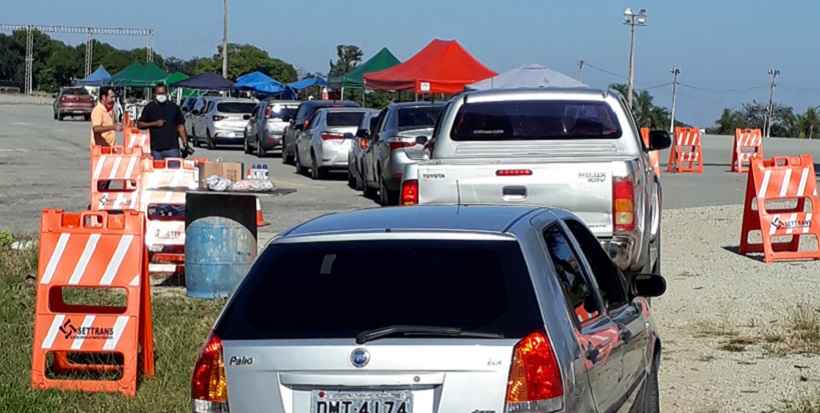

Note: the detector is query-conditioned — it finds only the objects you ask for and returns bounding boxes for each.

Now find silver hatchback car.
[192,205,666,413]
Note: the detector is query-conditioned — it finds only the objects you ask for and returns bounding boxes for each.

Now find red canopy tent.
[363,39,496,94]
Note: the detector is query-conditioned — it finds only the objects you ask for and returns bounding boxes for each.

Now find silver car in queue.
[244,99,300,157]
[295,107,378,180]
[191,204,666,413]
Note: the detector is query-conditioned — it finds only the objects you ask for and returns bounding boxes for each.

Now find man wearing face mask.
[90,87,121,147]
[138,84,189,160]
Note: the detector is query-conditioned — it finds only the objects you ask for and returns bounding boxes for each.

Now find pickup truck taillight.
[192,333,229,413]
[400,179,419,205]
[613,177,635,232]
[496,169,533,176]
[505,330,563,412]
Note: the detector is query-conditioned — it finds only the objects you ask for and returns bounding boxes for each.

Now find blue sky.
[6,0,819,126]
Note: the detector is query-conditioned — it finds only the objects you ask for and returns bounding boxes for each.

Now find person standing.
[90,86,121,147]
[138,84,189,160]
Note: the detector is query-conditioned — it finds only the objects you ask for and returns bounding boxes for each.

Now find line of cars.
[189,89,673,413]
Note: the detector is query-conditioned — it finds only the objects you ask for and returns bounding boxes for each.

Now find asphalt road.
[1,103,820,234]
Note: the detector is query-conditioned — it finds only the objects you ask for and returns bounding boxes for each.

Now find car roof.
[283,205,545,238]
[462,87,611,102]
[316,107,374,113]
[388,101,446,110]
[263,99,300,105]
[299,100,359,108]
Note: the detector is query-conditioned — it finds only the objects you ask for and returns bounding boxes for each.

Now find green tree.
[328,45,363,78]
[609,83,670,129]
[193,43,297,82]
[713,108,738,134]
[796,107,818,139]
[0,34,24,86]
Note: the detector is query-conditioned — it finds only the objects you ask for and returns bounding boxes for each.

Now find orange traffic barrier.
[667,127,704,174]
[140,158,199,274]
[124,127,151,156]
[31,209,154,397]
[640,128,661,176]
[90,146,143,211]
[731,128,763,173]
[739,154,820,263]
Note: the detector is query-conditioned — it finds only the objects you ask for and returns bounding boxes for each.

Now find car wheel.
[207,130,215,150]
[57,111,64,121]
[310,152,327,180]
[53,111,57,120]
[281,146,290,164]
[295,150,307,175]
[641,353,661,413]
[243,132,251,154]
[379,177,398,206]
[256,135,265,158]
[348,167,358,189]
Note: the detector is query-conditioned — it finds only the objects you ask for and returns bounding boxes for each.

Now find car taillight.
[321,133,344,141]
[400,179,419,205]
[213,115,226,121]
[505,331,563,412]
[192,333,229,413]
[389,141,414,151]
[496,169,533,176]
[613,177,635,232]
[358,138,369,150]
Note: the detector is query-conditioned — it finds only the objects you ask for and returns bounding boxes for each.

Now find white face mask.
[155,94,168,103]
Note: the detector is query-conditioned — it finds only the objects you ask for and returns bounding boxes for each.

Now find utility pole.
[623,8,647,109]
[577,60,585,83]
[669,65,680,134]
[84,31,93,78]
[24,26,33,95]
[764,67,780,138]
[222,0,229,79]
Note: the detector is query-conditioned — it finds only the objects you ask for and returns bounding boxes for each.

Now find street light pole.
[577,59,585,83]
[624,8,647,109]
[222,0,228,79]
[669,65,680,134]
[764,67,780,138]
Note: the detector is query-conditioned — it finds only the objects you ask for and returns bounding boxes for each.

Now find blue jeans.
[151,148,180,160]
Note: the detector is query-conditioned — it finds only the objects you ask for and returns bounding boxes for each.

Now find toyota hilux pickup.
[399,88,671,275]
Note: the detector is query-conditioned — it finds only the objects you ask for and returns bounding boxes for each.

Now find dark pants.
[151,148,181,160]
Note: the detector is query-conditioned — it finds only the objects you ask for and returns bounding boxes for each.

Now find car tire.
[256,135,265,158]
[57,112,64,121]
[310,152,327,180]
[207,130,215,150]
[282,147,290,164]
[53,111,57,120]
[243,132,251,154]
[295,150,307,175]
[641,354,661,413]
[379,177,398,206]
[348,167,358,189]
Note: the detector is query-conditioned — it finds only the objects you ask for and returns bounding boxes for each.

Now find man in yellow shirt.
[90,87,121,146]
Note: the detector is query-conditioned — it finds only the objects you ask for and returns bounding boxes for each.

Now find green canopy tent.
[329,48,400,100]
[110,62,168,87]
[164,71,189,86]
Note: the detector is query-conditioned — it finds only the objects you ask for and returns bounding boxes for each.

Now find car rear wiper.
[355,325,503,344]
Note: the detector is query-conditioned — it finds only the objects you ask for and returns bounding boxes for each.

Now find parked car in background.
[399,88,672,276]
[243,99,300,157]
[53,87,94,121]
[347,115,380,191]
[362,102,445,205]
[187,96,217,140]
[191,205,666,413]
[294,107,376,179]
[192,98,257,149]
[281,100,360,164]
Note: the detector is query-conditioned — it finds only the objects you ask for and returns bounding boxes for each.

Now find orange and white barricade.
[731,128,763,173]
[640,128,661,176]
[90,146,143,211]
[140,158,199,274]
[124,127,151,156]
[666,127,704,174]
[31,209,154,397]
[739,154,820,263]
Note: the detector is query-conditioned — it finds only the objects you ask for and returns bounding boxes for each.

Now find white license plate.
[311,391,412,413]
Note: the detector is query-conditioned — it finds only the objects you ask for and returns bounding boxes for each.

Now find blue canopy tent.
[235,71,295,98]
[74,66,111,86]
[288,77,327,90]
[466,64,587,90]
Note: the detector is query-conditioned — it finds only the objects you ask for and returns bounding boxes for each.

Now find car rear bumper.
[261,134,284,151]
[385,155,417,191]
[318,143,353,168]
[58,106,93,114]
[213,129,245,143]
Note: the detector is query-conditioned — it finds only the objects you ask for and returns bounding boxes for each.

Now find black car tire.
[207,130,215,150]
[642,354,661,413]
[311,152,327,180]
[57,111,64,121]
[379,177,398,206]
[348,167,358,189]
[243,132,251,154]
[256,135,265,158]
[53,111,57,120]
[295,150,307,175]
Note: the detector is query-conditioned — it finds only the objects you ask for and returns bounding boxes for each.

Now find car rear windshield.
[63,88,89,96]
[268,105,297,120]
[214,239,543,340]
[451,100,622,140]
[327,112,365,127]
[217,102,257,114]
[397,106,443,130]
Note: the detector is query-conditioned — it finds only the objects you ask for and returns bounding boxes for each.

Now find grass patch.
[0,235,226,412]
[764,304,820,357]
[693,320,739,338]
[779,393,820,413]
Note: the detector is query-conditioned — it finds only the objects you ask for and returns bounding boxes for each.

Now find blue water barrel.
[185,216,256,299]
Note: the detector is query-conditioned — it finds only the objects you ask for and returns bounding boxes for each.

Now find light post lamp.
[624,8,647,109]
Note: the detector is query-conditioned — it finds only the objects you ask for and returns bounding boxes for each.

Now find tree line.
[0,29,297,92]
[711,102,818,139]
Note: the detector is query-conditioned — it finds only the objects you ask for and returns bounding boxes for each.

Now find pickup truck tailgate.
[417,161,614,236]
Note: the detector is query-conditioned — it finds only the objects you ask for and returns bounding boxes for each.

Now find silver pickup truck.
[399,88,671,275]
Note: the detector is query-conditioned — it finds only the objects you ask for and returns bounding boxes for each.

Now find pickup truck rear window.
[451,100,622,140]
[214,239,544,340]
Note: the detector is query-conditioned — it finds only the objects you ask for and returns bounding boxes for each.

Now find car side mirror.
[632,274,667,297]
[415,136,429,146]
[648,130,671,151]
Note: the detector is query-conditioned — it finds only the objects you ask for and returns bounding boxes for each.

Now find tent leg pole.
[341,87,344,100]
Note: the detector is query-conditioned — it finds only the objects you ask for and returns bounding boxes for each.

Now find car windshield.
[326,112,365,127]
[451,100,622,140]
[214,239,543,340]
[63,88,88,96]
[397,106,444,130]
[217,102,256,114]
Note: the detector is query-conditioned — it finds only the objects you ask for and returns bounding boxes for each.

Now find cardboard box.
[201,161,221,180]
[221,162,243,182]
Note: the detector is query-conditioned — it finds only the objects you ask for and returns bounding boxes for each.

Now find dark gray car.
[191,205,666,413]
[281,100,360,164]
